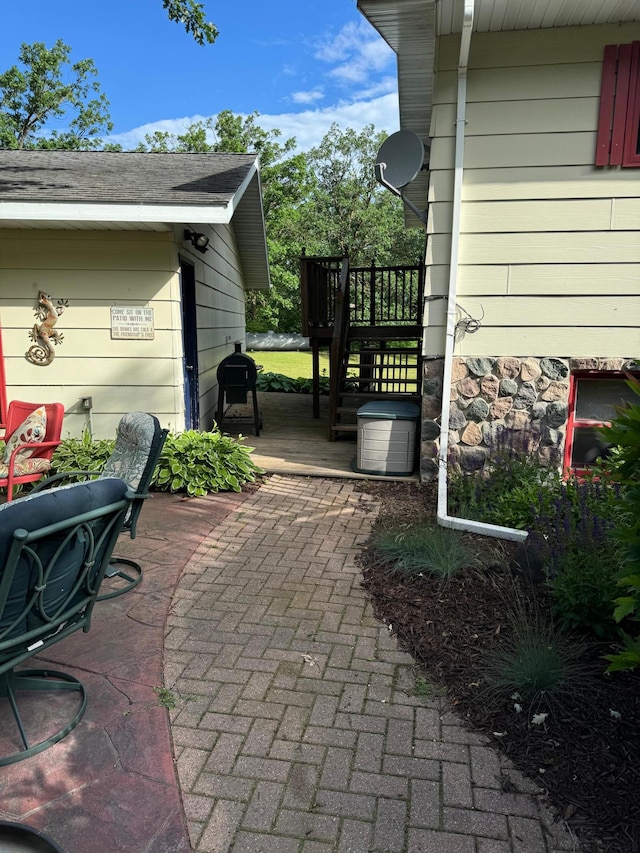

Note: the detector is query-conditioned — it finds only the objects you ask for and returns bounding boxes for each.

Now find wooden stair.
[330,331,421,440]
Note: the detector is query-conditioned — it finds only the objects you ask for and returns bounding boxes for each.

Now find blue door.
[179,260,200,429]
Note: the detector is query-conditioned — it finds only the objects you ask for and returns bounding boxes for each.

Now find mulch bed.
[355,480,640,853]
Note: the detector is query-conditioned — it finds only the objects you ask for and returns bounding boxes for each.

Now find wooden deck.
[219,391,419,481]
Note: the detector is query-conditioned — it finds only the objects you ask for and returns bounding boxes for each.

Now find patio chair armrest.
[124,489,154,539]
[31,469,101,492]
[5,439,62,467]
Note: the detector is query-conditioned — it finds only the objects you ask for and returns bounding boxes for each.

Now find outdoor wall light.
[184,228,210,253]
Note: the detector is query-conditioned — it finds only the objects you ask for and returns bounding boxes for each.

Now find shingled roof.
[0,150,258,205]
[0,150,270,290]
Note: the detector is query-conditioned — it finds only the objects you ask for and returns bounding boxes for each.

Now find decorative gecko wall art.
[25,290,69,366]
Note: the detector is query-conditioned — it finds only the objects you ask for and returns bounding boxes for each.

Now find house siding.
[425,21,640,359]
[420,21,640,477]
[0,225,247,438]
[182,223,247,431]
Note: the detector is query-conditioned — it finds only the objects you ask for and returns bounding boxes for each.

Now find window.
[596,41,640,167]
[564,372,639,474]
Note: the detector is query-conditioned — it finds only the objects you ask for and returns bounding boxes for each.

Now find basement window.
[564,373,639,474]
[596,41,640,167]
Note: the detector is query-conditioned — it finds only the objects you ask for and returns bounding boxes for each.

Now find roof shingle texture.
[0,151,257,206]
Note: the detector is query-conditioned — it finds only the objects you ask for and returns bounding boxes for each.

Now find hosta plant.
[51,428,115,477]
[153,429,263,496]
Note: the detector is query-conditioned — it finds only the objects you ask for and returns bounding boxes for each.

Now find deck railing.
[301,255,424,332]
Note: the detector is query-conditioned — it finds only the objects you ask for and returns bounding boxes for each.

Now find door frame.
[179,258,200,430]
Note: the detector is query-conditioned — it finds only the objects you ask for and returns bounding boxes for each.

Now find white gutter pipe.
[436,0,527,543]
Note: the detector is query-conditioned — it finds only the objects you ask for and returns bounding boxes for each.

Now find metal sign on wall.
[110,307,155,340]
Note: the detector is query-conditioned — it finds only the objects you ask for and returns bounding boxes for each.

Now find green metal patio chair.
[33,412,168,600]
[0,478,133,765]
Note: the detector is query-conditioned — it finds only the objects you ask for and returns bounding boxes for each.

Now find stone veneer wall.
[420,356,636,480]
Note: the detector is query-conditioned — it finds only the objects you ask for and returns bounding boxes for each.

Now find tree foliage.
[0,41,113,150]
[299,123,425,268]
[162,0,218,45]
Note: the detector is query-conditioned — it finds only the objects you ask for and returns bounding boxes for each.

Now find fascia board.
[0,201,233,224]
[224,159,259,219]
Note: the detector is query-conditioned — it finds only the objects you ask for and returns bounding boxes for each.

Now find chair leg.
[216,393,225,430]
[96,556,143,601]
[0,669,86,767]
[252,390,260,437]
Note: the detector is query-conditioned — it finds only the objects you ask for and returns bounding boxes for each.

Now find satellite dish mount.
[375,130,428,225]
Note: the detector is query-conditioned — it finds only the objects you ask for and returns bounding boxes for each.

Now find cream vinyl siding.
[179,223,247,431]
[1,229,183,437]
[424,22,640,358]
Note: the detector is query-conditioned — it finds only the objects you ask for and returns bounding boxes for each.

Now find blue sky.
[0,0,400,151]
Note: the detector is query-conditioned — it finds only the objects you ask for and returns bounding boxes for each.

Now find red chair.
[0,401,65,501]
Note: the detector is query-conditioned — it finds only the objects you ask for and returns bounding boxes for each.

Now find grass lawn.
[248,350,330,379]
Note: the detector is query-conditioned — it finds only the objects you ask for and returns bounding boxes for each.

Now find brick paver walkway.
[166,475,579,853]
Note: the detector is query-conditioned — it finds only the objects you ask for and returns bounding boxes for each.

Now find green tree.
[299,123,425,266]
[0,40,112,150]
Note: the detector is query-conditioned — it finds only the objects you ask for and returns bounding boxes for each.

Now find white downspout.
[436,0,527,543]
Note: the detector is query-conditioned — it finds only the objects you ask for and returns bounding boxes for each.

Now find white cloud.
[290,89,325,105]
[314,20,394,87]
[106,93,400,155]
[241,93,400,152]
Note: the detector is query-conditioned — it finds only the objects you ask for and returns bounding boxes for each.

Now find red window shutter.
[610,43,633,165]
[622,41,640,167]
[596,44,619,166]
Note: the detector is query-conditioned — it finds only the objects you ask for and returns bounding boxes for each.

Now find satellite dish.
[375,129,428,225]
[375,130,425,189]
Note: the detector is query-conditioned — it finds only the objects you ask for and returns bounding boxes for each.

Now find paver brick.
[275,809,340,843]
[442,761,474,808]
[386,718,416,755]
[320,746,353,789]
[281,763,320,810]
[374,797,408,852]
[509,815,548,852]
[353,732,384,773]
[193,773,255,802]
[474,787,540,817]
[410,779,441,830]
[231,831,301,853]
[303,726,357,749]
[383,755,440,781]
[241,780,283,831]
[196,799,245,852]
[314,789,376,820]
[270,740,326,766]
[408,828,476,852]
[350,770,407,798]
[204,733,245,775]
[233,756,291,782]
[443,805,509,839]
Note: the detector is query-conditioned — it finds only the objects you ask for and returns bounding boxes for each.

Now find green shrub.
[153,429,263,496]
[51,428,115,477]
[448,438,562,530]
[599,374,640,671]
[547,546,620,637]
[371,522,475,580]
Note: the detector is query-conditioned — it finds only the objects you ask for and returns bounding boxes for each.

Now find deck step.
[339,392,420,400]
